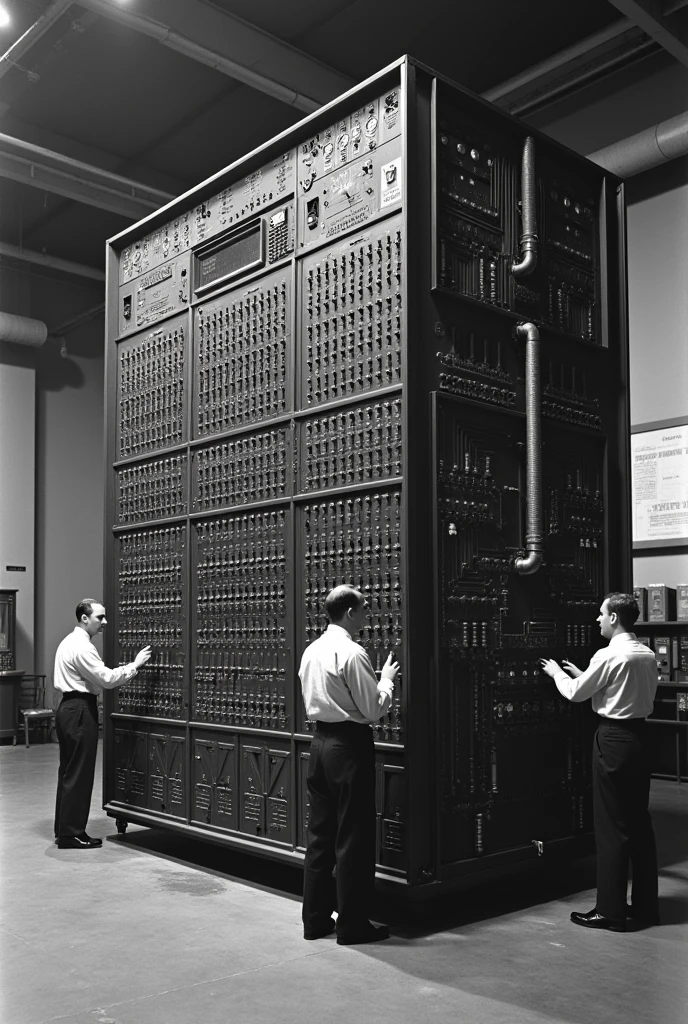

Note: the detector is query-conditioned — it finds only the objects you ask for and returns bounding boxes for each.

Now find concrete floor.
[1,741,686,1024]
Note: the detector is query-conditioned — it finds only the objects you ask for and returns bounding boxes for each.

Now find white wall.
[35,325,105,704]
[1,264,105,704]
[0,346,36,673]
[627,175,688,426]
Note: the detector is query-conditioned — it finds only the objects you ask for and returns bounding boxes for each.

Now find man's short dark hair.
[75,599,99,622]
[604,592,640,631]
[325,585,364,622]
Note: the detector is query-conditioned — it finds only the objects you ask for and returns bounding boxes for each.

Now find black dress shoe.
[336,922,390,945]
[626,904,660,925]
[303,918,336,940]
[570,909,626,932]
[56,834,102,849]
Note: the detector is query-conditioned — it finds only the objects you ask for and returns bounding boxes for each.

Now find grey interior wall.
[0,344,36,674]
[35,316,105,704]
[1,264,105,703]
[531,58,688,591]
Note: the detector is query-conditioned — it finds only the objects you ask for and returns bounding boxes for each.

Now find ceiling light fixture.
[0,7,11,29]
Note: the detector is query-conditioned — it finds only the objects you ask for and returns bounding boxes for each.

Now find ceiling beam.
[0,0,71,83]
[0,7,101,119]
[76,0,355,113]
[483,18,656,114]
[0,133,174,219]
[0,115,190,197]
[605,0,688,65]
[0,241,105,282]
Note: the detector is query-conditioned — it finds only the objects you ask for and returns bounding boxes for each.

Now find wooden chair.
[18,675,55,748]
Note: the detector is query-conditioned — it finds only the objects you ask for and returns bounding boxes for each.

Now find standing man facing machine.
[299,585,399,944]
[541,592,659,931]
[54,599,151,849]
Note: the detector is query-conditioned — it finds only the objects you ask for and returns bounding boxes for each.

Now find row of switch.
[439,373,516,408]
[436,334,510,384]
[196,277,288,433]
[302,399,402,491]
[119,331,184,394]
[194,685,289,729]
[117,455,187,524]
[303,223,403,405]
[194,430,288,510]
[119,385,184,459]
[542,398,602,431]
[118,328,185,459]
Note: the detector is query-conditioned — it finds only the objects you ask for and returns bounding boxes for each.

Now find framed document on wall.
[631,417,688,550]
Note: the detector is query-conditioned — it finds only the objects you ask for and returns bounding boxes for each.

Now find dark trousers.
[54,693,99,839]
[593,717,658,920]
[302,721,376,937]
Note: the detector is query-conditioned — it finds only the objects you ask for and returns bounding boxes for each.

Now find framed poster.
[631,417,688,549]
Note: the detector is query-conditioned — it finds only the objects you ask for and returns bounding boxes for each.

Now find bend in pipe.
[512,137,538,278]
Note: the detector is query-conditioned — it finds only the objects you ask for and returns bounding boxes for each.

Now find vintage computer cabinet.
[103,56,631,895]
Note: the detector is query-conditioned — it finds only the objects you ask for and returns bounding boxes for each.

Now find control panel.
[104,59,628,889]
[194,269,290,436]
[116,316,186,460]
[118,253,190,336]
[299,216,403,405]
[434,90,600,342]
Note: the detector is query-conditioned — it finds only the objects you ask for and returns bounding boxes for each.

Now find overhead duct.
[0,312,48,347]
[588,110,688,177]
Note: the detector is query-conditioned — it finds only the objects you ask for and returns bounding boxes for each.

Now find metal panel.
[103,57,629,895]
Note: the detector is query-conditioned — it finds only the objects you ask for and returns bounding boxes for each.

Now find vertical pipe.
[513,322,543,575]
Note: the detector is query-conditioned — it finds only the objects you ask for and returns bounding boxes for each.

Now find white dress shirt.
[54,626,138,695]
[299,623,394,724]
[553,632,658,719]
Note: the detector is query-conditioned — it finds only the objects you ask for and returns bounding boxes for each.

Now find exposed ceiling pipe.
[76,0,344,113]
[0,133,173,218]
[0,242,105,282]
[484,19,637,102]
[0,0,71,83]
[0,312,48,347]
[588,110,688,176]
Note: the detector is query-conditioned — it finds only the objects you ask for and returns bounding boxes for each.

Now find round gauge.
[456,143,466,154]
[365,115,378,136]
[323,142,334,159]
[337,132,350,150]
[351,124,362,142]
[470,148,479,161]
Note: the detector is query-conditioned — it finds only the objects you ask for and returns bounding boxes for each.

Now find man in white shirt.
[53,599,151,849]
[299,585,399,944]
[541,592,659,931]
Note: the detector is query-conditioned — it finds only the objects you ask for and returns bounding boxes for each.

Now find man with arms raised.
[299,585,399,944]
[541,592,659,931]
[54,599,151,849]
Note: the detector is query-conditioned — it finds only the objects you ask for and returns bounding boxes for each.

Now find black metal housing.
[102,57,631,895]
